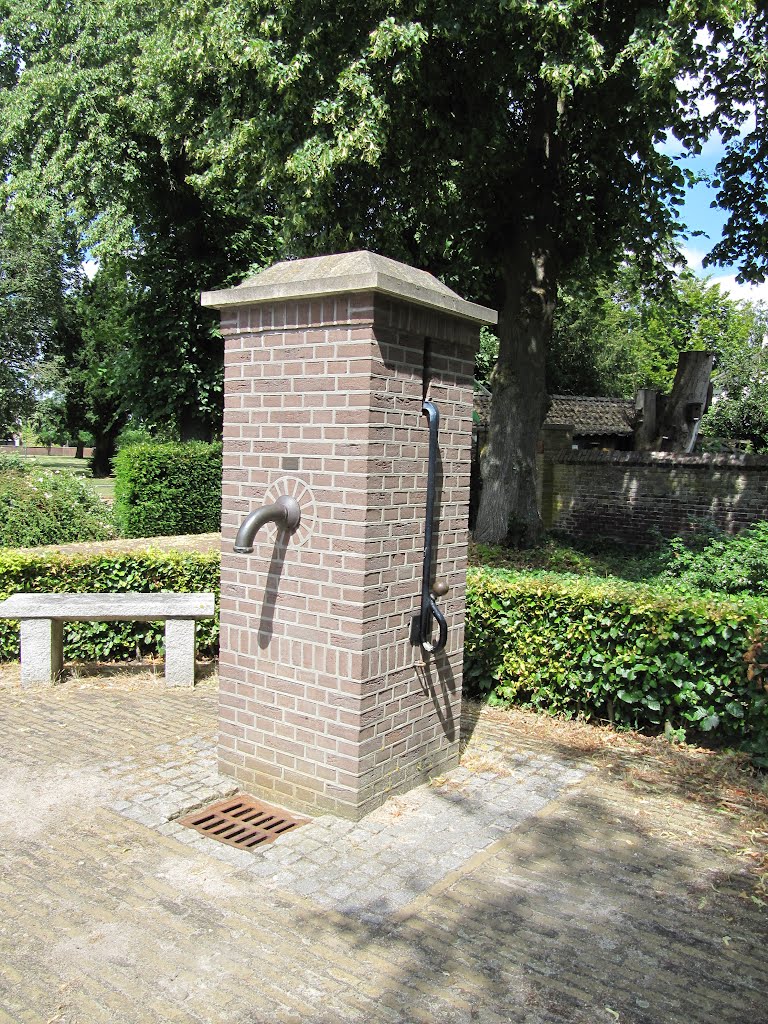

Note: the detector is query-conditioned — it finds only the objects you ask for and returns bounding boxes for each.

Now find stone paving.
[0,674,766,1024]
[111,716,589,922]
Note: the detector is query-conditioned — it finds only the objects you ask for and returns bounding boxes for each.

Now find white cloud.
[680,245,707,271]
[680,248,767,305]
[82,259,99,281]
[708,273,768,304]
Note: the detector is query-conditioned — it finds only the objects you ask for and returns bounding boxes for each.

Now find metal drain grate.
[179,795,307,850]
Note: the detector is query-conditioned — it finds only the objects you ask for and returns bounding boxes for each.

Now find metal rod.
[419,400,447,654]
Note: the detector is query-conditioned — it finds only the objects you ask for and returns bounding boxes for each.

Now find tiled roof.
[472,392,635,436]
[545,395,635,436]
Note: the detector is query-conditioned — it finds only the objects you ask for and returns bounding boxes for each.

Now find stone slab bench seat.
[0,592,216,688]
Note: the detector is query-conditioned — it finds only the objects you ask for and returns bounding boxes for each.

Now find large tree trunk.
[89,418,125,477]
[473,247,556,546]
[473,84,562,547]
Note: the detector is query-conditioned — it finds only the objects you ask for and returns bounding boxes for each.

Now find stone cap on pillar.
[201,250,497,325]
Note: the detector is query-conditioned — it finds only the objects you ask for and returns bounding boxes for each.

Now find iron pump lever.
[415,400,448,654]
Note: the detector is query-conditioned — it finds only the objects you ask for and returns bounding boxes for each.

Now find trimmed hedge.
[113,441,222,538]
[4,543,767,760]
[465,567,768,752]
[0,549,219,662]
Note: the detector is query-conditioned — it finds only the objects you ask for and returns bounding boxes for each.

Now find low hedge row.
[4,548,767,758]
[465,567,768,753]
[0,550,219,662]
[113,441,223,538]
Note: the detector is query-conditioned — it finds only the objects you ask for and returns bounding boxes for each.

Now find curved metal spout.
[233,496,301,553]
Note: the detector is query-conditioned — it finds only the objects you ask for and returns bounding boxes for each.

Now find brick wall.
[218,291,479,817]
[542,449,768,544]
[0,444,94,458]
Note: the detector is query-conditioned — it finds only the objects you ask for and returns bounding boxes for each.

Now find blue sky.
[665,108,766,305]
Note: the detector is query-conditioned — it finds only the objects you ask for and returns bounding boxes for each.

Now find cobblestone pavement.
[0,676,765,1024]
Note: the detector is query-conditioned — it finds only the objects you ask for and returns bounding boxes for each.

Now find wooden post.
[654,351,714,452]
[634,389,658,450]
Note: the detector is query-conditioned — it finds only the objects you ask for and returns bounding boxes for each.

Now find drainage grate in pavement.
[179,795,307,850]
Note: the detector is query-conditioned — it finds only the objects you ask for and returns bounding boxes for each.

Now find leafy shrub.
[0,548,219,662]
[114,441,222,538]
[115,422,179,450]
[0,456,115,548]
[470,537,670,583]
[660,521,768,598]
[464,567,768,754]
[115,426,158,450]
[701,386,768,453]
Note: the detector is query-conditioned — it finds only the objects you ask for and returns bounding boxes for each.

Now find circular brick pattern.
[263,475,316,548]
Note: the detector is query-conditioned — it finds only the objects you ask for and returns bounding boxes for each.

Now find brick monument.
[202,251,496,818]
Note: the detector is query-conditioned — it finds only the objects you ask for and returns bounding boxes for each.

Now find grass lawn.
[10,453,116,502]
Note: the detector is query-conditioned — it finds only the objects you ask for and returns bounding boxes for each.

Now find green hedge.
[113,441,222,538]
[465,568,768,752]
[0,549,219,662]
[5,544,767,759]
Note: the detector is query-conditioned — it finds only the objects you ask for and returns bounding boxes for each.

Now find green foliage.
[0,210,82,434]
[660,522,768,599]
[0,548,219,662]
[548,266,763,398]
[464,568,768,755]
[130,0,747,296]
[0,456,115,547]
[113,441,222,538]
[703,6,768,284]
[115,422,178,450]
[0,1,274,440]
[547,276,643,397]
[471,537,671,585]
[474,328,499,390]
[473,523,768,599]
[1,0,759,541]
[702,388,768,452]
[698,301,768,450]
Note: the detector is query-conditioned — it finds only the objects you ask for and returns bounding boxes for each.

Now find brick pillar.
[202,252,496,818]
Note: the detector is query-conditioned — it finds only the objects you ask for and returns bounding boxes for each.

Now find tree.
[0,210,81,435]
[548,265,760,397]
[138,0,749,543]
[701,5,768,284]
[0,0,279,439]
[700,299,768,450]
[3,2,758,540]
[57,269,133,475]
[703,386,768,451]
[547,281,643,399]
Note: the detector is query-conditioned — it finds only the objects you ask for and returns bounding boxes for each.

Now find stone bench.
[0,593,216,688]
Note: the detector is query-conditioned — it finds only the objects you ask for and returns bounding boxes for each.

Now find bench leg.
[164,618,196,687]
[20,619,63,687]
